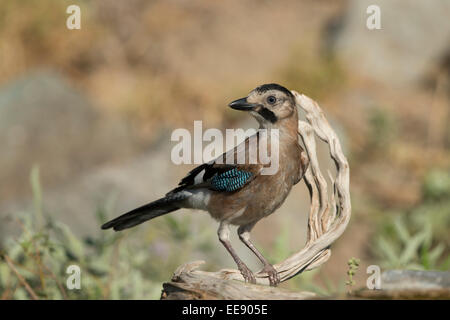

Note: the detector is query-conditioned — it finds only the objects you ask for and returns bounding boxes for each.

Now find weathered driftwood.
[161,261,317,300]
[161,93,351,299]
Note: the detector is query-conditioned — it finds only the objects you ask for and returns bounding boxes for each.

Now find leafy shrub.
[372,169,450,270]
[0,168,218,300]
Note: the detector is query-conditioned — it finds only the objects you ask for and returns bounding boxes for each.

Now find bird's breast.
[207,143,302,225]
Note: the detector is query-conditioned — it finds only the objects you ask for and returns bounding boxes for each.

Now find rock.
[381,269,450,290]
[328,0,450,86]
[0,70,136,204]
[354,270,450,299]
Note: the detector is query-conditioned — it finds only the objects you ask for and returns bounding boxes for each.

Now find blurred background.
[0,0,449,299]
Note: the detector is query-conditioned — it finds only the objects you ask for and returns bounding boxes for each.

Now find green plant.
[371,169,450,271]
[0,167,219,300]
[422,169,450,201]
[345,257,360,294]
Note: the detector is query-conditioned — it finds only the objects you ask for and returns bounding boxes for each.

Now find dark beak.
[228,97,257,111]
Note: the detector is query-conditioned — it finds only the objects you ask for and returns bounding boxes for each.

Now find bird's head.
[228,83,297,127]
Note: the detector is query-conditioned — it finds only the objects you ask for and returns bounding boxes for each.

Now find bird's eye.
[267,95,276,104]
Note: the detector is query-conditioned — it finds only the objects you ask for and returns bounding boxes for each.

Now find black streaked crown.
[255,83,295,102]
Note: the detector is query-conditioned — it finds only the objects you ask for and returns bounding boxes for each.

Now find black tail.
[101,193,186,231]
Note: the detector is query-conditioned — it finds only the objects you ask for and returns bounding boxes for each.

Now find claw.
[261,264,280,286]
[238,263,256,284]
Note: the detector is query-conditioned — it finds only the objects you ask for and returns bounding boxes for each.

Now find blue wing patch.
[210,168,253,192]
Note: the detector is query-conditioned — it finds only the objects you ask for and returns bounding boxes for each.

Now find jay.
[102,83,309,286]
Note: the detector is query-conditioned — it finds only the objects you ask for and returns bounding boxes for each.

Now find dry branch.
[3,255,39,300]
[161,93,351,299]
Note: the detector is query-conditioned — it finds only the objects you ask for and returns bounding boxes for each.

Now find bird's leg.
[238,223,280,286]
[218,222,256,284]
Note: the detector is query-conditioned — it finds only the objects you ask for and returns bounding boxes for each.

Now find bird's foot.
[237,263,256,284]
[261,264,280,287]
